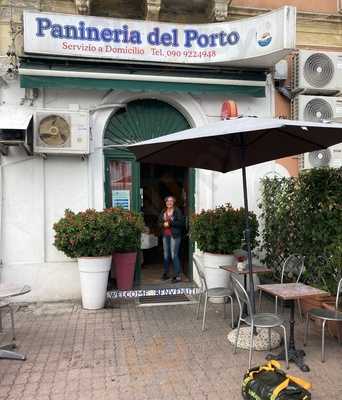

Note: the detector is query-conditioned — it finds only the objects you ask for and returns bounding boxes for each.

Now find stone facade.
[2,1,342,55]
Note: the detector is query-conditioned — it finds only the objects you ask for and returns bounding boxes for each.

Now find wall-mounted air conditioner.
[301,146,342,170]
[291,95,342,122]
[292,50,342,95]
[291,95,342,170]
[34,110,90,155]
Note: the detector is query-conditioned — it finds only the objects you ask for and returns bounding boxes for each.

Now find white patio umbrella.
[109,116,342,312]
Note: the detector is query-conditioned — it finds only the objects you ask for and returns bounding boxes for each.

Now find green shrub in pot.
[319,236,342,296]
[190,203,259,254]
[105,207,144,253]
[53,208,118,258]
[105,208,144,290]
[53,208,124,310]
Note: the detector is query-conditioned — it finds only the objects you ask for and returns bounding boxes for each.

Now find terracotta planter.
[300,294,334,330]
[113,252,137,290]
[322,301,342,340]
[300,294,333,315]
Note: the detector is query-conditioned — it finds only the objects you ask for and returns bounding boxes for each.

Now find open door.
[104,99,193,286]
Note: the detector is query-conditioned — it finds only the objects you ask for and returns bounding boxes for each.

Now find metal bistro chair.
[231,274,289,369]
[193,254,234,331]
[304,277,342,362]
[258,254,305,319]
[0,300,15,344]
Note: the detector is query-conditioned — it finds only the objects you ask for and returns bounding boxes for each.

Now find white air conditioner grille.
[303,53,334,88]
[303,98,334,122]
[308,149,331,168]
[34,110,89,155]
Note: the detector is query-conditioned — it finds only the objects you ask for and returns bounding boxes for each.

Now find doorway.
[103,98,194,287]
[140,163,191,284]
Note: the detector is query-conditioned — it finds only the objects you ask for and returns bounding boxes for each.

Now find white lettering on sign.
[23,7,296,67]
[107,288,201,299]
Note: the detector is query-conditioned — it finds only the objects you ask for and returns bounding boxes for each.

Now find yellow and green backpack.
[242,360,311,400]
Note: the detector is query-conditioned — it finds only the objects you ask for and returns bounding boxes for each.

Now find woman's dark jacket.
[158,207,184,238]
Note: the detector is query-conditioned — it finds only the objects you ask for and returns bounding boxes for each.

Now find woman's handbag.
[242,360,311,400]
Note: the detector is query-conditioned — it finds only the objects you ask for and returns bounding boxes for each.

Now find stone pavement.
[0,299,341,400]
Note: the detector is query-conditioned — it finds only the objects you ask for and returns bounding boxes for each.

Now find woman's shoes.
[161,274,181,283]
[161,273,170,280]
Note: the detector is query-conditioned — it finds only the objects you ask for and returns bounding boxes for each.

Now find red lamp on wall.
[221,100,238,120]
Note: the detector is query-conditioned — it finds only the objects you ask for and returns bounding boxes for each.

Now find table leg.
[242,274,248,317]
[266,299,309,372]
[0,344,26,361]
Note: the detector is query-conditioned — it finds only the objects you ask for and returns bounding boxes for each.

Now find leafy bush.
[190,203,258,254]
[53,208,144,258]
[259,167,342,293]
[313,237,342,295]
[106,208,144,253]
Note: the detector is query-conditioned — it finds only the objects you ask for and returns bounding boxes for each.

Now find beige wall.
[233,0,339,13]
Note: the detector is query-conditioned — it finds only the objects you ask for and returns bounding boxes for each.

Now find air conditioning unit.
[291,95,342,122]
[291,95,342,169]
[34,110,90,155]
[301,146,342,170]
[292,50,342,95]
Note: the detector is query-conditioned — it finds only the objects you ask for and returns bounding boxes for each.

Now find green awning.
[20,74,265,97]
[19,58,266,97]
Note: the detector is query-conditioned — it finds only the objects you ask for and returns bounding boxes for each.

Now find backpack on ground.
[242,360,311,400]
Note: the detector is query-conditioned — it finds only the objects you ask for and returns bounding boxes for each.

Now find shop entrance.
[140,163,190,284]
[103,98,194,287]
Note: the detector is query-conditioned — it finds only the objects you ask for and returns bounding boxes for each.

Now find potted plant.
[320,238,342,338]
[190,204,259,298]
[234,249,248,272]
[109,208,144,290]
[53,209,118,309]
[259,168,342,328]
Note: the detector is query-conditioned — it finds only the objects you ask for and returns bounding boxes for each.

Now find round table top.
[0,284,31,298]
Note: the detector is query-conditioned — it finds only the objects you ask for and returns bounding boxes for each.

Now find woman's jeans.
[162,235,181,276]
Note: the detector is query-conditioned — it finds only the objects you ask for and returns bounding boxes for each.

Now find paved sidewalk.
[0,300,341,400]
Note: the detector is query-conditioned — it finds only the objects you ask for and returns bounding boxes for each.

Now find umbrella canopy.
[125,117,342,172]
[119,116,342,314]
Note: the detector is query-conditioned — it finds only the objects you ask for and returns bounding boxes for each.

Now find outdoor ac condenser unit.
[291,95,342,122]
[291,95,342,169]
[34,110,90,155]
[292,50,342,95]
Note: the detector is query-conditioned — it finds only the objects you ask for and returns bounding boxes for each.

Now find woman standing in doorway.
[159,196,184,283]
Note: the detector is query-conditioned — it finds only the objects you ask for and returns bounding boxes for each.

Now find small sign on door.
[112,189,130,210]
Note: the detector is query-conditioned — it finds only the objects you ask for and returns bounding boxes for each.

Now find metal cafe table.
[220,264,271,290]
[0,283,31,361]
[257,282,327,372]
[220,265,271,318]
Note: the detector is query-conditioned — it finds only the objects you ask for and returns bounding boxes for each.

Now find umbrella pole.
[241,155,256,315]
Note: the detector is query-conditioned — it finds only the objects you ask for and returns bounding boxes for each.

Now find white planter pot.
[78,256,112,310]
[203,252,235,303]
[202,252,260,303]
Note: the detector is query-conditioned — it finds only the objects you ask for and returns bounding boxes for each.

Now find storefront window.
[109,160,132,210]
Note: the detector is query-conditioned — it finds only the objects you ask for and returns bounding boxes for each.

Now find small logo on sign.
[257,31,272,47]
[256,21,272,47]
